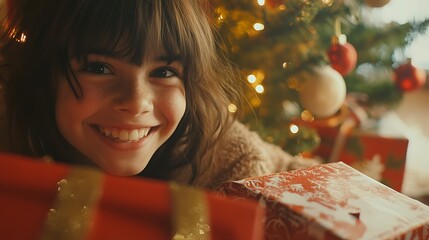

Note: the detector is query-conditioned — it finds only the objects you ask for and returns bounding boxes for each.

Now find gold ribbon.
[39,166,210,240]
[41,166,103,240]
[170,182,211,240]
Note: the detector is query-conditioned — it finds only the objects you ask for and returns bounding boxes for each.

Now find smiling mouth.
[96,126,151,142]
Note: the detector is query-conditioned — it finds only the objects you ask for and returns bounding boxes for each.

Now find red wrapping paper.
[0,153,265,240]
[220,162,429,240]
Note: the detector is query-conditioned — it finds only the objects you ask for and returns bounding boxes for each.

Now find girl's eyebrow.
[82,49,118,57]
[156,55,181,65]
[74,51,182,66]
[71,50,118,62]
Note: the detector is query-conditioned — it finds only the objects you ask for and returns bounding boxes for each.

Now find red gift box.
[0,153,265,240]
[313,127,408,192]
[292,109,408,192]
[220,162,429,240]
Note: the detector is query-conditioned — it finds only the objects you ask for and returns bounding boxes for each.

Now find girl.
[0,0,316,190]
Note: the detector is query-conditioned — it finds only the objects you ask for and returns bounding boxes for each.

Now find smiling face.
[55,53,186,176]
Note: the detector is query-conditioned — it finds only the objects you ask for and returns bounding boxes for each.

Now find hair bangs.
[62,1,185,65]
[63,1,148,64]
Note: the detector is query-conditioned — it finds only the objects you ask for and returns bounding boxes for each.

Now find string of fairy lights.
[215,0,342,154]
[219,0,427,156]
[221,0,336,115]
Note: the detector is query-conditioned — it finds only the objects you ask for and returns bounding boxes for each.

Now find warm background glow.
[366,0,429,69]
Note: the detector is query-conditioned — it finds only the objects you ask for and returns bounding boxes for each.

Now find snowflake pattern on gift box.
[340,134,408,192]
[352,154,385,181]
[221,162,429,240]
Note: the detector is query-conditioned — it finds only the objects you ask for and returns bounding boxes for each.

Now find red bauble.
[394,60,427,92]
[327,35,358,76]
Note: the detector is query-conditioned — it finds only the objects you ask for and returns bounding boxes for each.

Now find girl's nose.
[112,80,154,116]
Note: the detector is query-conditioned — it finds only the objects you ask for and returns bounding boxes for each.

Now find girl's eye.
[150,67,179,78]
[82,62,113,74]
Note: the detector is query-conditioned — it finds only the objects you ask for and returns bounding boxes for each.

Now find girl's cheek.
[165,89,186,120]
[78,78,119,101]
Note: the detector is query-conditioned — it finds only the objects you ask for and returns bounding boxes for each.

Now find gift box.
[219,162,429,240]
[0,153,265,240]
[291,108,408,192]
[312,127,408,192]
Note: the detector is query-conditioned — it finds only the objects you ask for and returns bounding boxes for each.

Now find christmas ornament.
[393,59,427,92]
[298,65,347,119]
[364,0,391,8]
[327,19,357,76]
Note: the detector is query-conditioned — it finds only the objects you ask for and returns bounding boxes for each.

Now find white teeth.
[105,129,111,137]
[111,129,119,138]
[129,129,139,141]
[119,131,128,141]
[98,126,150,142]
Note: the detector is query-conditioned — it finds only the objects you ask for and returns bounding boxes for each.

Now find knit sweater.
[171,121,319,190]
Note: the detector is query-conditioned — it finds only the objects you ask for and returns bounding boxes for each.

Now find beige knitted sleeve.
[187,121,320,190]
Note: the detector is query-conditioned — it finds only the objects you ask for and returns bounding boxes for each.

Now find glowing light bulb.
[18,33,27,43]
[282,62,289,69]
[322,0,333,6]
[289,124,299,134]
[253,23,265,31]
[247,74,257,83]
[257,0,265,6]
[301,110,315,122]
[255,84,264,93]
[228,103,238,113]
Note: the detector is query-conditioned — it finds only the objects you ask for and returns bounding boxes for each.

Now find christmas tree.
[211,0,429,155]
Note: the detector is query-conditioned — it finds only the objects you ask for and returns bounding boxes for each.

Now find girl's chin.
[94,159,149,176]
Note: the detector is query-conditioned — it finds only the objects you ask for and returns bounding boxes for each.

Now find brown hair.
[0,0,244,181]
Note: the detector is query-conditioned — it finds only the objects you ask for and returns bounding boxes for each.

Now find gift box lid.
[0,153,265,240]
[220,162,429,240]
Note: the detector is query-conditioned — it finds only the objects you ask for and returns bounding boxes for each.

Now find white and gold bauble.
[298,65,346,119]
